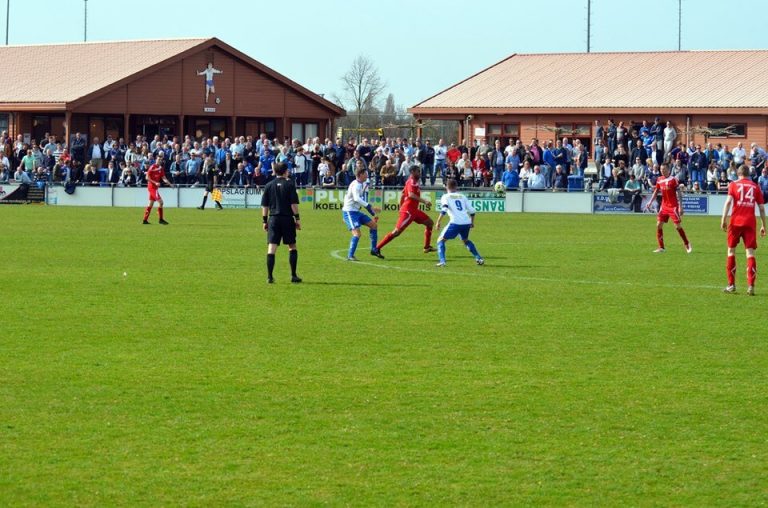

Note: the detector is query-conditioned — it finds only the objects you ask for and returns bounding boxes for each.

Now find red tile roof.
[0,38,344,115]
[410,50,768,112]
[0,39,208,104]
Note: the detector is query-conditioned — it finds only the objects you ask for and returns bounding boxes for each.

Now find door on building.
[243,118,276,140]
[131,115,178,140]
[31,115,66,143]
[191,117,228,140]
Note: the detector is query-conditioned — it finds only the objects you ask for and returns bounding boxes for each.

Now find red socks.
[727,255,736,286]
[143,206,151,221]
[656,229,664,249]
[158,207,164,220]
[424,228,433,249]
[748,256,757,287]
[376,232,395,251]
[677,228,689,246]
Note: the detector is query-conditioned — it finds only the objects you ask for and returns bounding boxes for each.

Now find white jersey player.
[341,167,381,261]
[434,179,484,267]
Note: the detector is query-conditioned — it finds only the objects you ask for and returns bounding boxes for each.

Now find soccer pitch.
[3,205,767,505]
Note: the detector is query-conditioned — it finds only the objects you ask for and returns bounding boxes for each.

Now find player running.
[342,166,380,261]
[644,163,691,253]
[720,164,767,295]
[375,165,436,256]
[142,156,171,225]
[434,179,484,267]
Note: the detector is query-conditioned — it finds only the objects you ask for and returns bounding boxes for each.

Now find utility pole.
[83,0,87,42]
[678,0,682,51]
[5,0,9,45]
[586,0,591,53]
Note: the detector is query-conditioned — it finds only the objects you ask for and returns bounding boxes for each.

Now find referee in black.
[261,162,301,283]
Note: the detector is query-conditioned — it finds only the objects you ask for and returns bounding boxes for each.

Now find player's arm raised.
[720,194,733,232]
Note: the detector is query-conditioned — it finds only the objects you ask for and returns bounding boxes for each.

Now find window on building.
[292,122,319,142]
[0,114,8,134]
[708,123,746,138]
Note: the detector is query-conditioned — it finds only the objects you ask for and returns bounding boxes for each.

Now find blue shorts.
[342,211,371,230]
[206,79,214,86]
[439,223,471,241]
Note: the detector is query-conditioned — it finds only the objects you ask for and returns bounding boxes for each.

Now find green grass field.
[3,205,767,505]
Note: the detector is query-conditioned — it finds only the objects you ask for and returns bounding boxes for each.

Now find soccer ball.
[493,181,506,194]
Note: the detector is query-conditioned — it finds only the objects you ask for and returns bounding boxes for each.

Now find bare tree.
[339,55,386,142]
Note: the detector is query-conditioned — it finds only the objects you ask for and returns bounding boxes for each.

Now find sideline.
[329,250,722,290]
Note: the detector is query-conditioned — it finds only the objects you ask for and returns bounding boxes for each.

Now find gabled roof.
[0,37,344,115]
[410,50,768,113]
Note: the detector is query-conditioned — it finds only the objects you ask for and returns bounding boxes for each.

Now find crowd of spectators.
[2,119,768,200]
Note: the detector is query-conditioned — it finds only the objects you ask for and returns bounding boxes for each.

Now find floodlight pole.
[5,0,9,45]
[586,0,591,53]
[83,0,87,42]
[678,0,682,51]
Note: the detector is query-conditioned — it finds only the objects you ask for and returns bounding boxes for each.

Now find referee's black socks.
[267,254,275,278]
[289,250,298,276]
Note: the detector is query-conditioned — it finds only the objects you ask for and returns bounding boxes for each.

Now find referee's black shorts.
[267,216,297,245]
[205,179,215,192]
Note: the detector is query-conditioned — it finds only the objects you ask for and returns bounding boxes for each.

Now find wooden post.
[124,113,130,142]
[231,116,237,139]
[64,110,72,147]
[178,114,185,139]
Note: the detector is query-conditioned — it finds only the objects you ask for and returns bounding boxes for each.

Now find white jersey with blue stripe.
[440,192,475,225]
[342,180,370,212]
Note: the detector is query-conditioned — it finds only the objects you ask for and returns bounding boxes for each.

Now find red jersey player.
[374,165,435,256]
[645,163,691,253]
[142,157,172,225]
[720,164,767,295]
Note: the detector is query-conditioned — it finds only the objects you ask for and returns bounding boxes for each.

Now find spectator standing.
[732,142,746,167]
[434,139,448,182]
[489,140,505,185]
[71,132,86,166]
[663,121,677,157]
[607,119,617,155]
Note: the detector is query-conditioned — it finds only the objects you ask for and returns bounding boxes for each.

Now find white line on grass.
[329,250,722,290]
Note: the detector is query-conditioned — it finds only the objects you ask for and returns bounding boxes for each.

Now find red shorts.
[728,224,757,249]
[396,209,431,230]
[657,208,681,225]
[148,186,160,201]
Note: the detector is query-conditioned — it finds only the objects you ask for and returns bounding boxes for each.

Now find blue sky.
[3,0,765,108]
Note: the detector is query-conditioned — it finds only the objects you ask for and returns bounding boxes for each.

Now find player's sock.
[437,241,446,263]
[678,228,689,246]
[727,255,736,286]
[143,206,151,221]
[747,256,757,286]
[370,229,378,250]
[376,232,395,250]
[201,195,207,208]
[216,200,222,209]
[267,253,275,278]
[465,240,480,258]
[158,207,164,220]
[289,250,298,277]
[656,229,664,249]
[424,228,433,249]
[348,236,360,258]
